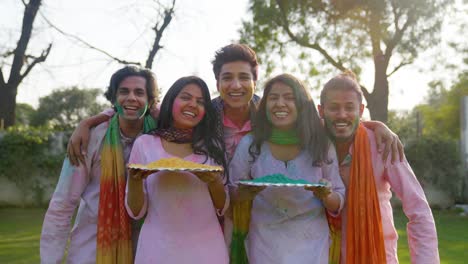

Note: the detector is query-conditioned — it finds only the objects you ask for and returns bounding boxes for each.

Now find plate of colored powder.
[237,173,325,187]
[128,157,223,172]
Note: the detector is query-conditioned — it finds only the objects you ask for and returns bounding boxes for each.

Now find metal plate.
[237,180,325,188]
[128,164,223,172]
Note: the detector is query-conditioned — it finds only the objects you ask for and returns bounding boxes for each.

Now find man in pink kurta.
[318,72,439,264]
[40,66,158,264]
[40,122,141,264]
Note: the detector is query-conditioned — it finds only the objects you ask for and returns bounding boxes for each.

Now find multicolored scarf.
[230,200,253,264]
[152,126,193,143]
[96,114,156,263]
[328,124,386,264]
[269,128,300,145]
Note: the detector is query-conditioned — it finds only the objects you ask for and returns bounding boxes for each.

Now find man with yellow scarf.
[318,71,439,264]
[40,66,158,264]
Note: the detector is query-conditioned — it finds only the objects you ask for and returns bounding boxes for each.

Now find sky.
[0,0,463,113]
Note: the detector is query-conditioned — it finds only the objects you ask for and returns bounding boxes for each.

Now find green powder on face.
[241,173,312,185]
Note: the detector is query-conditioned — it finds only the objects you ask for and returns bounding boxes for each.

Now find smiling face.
[266,82,298,131]
[217,61,255,109]
[319,90,364,142]
[171,83,206,129]
[116,76,148,121]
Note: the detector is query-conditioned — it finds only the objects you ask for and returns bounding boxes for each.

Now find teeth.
[229,92,243,96]
[183,111,195,117]
[274,112,288,117]
[125,106,138,110]
[335,122,348,128]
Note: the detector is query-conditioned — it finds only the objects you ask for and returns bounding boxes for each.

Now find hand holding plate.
[305,178,332,200]
[193,171,223,185]
[129,168,155,180]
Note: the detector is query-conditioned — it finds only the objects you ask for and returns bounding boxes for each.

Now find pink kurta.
[223,115,252,161]
[339,128,439,264]
[229,135,345,264]
[125,135,229,264]
[40,122,140,264]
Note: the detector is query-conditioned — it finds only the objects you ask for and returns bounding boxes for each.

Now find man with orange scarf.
[40,66,157,264]
[318,71,439,264]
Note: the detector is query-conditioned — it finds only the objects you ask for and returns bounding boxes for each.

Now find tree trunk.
[366,53,389,123]
[0,84,17,128]
[0,0,43,129]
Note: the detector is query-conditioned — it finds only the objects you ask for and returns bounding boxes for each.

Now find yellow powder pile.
[129,157,223,171]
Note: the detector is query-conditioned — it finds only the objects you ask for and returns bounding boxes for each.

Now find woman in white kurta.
[126,76,230,264]
[229,74,345,264]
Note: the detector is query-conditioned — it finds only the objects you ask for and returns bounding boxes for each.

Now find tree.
[42,0,176,70]
[416,73,468,139]
[15,103,36,126]
[0,0,51,129]
[240,0,452,122]
[31,87,106,131]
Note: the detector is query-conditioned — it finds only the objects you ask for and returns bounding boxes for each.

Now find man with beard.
[318,71,439,264]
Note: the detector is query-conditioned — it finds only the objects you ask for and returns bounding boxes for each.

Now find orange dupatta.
[345,124,386,264]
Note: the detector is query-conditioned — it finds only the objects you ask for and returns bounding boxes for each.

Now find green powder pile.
[241,173,312,185]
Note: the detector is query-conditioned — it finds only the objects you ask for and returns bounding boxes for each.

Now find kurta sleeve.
[228,135,254,187]
[40,158,91,264]
[385,159,439,264]
[321,146,346,215]
[125,137,148,220]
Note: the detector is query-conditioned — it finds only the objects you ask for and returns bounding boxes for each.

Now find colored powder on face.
[115,103,125,116]
[137,103,148,118]
[115,102,148,119]
[172,99,182,118]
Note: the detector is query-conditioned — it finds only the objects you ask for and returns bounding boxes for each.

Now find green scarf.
[269,128,300,145]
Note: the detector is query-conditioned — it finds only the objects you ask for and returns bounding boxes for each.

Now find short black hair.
[320,70,363,106]
[211,44,259,82]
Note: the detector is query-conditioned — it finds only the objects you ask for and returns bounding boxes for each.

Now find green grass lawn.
[0,208,45,264]
[0,207,466,263]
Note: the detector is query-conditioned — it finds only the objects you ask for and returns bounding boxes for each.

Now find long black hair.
[249,73,330,166]
[156,76,228,179]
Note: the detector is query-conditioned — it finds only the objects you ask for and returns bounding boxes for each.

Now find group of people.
[40,44,439,264]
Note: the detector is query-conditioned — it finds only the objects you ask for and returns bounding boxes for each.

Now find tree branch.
[386,59,412,77]
[145,0,176,69]
[1,50,15,58]
[39,12,141,66]
[275,0,347,72]
[361,84,371,99]
[19,43,52,83]
[9,0,41,87]
[384,9,414,59]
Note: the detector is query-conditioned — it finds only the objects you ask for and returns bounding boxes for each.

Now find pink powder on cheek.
[172,99,183,117]
[197,109,206,121]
